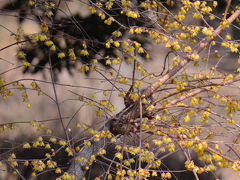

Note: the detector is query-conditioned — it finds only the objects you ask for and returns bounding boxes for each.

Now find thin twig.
[223,0,232,20]
[48,51,70,146]
[143,10,240,98]
[0,117,69,126]
[138,92,143,180]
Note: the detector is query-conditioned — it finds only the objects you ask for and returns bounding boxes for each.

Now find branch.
[153,74,240,113]
[143,10,240,98]
[68,124,110,180]
[68,140,106,179]
[223,0,232,20]
[67,9,240,179]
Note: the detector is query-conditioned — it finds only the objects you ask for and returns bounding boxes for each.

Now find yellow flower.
[23,143,31,149]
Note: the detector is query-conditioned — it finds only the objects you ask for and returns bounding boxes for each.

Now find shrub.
[0,0,240,180]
